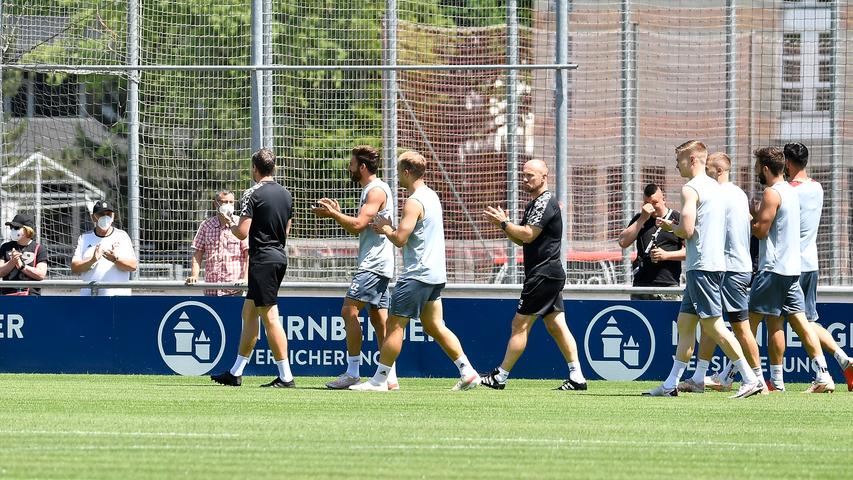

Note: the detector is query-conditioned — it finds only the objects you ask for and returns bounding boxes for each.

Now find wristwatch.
[500,220,508,231]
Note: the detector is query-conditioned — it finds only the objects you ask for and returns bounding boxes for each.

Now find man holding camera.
[618,183,685,300]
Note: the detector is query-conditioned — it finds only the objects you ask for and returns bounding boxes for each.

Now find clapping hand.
[371,215,392,235]
[483,206,509,228]
[10,248,23,269]
[311,198,340,218]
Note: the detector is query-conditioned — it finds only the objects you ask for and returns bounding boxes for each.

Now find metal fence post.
[263,0,273,150]
[507,0,519,283]
[556,0,569,276]
[620,0,636,284]
[829,1,841,284]
[127,0,141,277]
[250,0,263,152]
[383,0,399,223]
[725,0,737,173]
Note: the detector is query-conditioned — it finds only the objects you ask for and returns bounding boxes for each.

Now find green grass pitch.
[1,374,851,479]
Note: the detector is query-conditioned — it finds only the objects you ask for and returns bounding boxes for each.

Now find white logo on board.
[158,301,225,376]
[584,305,655,381]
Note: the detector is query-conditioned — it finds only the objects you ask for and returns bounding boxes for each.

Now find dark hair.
[753,147,785,176]
[252,148,276,176]
[643,183,660,198]
[783,142,809,169]
[352,145,380,174]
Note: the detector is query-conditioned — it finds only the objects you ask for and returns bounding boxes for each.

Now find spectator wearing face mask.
[185,189,248,296]
[0,213,48,296]
[70,200,138,296]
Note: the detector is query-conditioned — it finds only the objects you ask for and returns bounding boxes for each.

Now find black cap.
[92,200,115,215]
[5,213,35,229]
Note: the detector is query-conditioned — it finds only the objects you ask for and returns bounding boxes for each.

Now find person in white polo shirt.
[71,200,138,296]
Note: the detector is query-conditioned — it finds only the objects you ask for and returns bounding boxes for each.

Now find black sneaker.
[210,371,242,387]
[479,369,506,390]
[260,377,296,388]
[555,378,588,391]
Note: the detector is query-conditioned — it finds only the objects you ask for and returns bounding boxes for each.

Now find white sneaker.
[642,384,677,397]
[387,381,400,391]
[451,373,479,391]
[804,378,835,393]
[326,373,360,389]
[730,380,762,399]
[677,378,705,393]
[348,380,388,391]
[704,373,733,392]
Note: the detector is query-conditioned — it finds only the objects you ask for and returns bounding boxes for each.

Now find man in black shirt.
[618,183,685,300]
[480,159,587,391]
[211,148,295,388]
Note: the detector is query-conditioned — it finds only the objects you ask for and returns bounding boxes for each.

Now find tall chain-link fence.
[1,0,850,285]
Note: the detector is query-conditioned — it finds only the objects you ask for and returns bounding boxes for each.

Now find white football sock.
[386,363,398,385]
[453,354,476,377]
[737,359,758,384]
[691,359,709,383]
[720,361,736,381]
[812,355,831,383]
[496,367,510,382]
[567,362,586,383]
[833,349,850,368]
[345,355,361,378]
[275,358,294,382]
[370,362,392,385]
[663,360,688,390]
[229,355,249,377]
[769,364,784,385]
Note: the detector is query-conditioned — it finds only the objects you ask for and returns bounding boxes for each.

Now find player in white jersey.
[765,143,853,392]
[677,152,762,393]
[350,151,479,391]
[645,141,761,398]
[747,146,834,393]
[312,145,399,390]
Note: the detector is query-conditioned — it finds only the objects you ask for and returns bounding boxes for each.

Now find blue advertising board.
[1,296,852,383]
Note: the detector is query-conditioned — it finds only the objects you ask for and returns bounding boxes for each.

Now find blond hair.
[21,226,35,239]
[707,151,731,171]
[675,140,708,164]
[398,151,426,179]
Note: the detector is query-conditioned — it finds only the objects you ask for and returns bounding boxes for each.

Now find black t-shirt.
[628,210,683,287]
[0,240,47,296]
[521,191,565,280]
[240,180,293,264]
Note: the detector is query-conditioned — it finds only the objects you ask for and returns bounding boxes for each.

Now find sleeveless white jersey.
[400,186,447,284]
[683,173,726,272]
[721,182,752,273]
[790,179,823,273]
[758,181,801,276]
[357,179,394,278]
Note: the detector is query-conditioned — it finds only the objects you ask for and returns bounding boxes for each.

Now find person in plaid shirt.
[186,190,248,296]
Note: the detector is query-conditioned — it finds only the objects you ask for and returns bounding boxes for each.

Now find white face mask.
[218,203,234,216]
[9,228,22,241]
[97,215,113,230]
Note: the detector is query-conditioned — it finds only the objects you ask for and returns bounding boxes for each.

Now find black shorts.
[517,275,565,316]
[246,261,287,307]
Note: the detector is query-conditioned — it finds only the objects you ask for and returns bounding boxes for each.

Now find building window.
[781,4,833,137]
[782,88,802,112]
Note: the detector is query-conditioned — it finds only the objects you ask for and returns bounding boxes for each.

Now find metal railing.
[2,280,852,300]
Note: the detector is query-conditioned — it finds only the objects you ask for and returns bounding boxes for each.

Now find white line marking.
[0,430,238,438]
